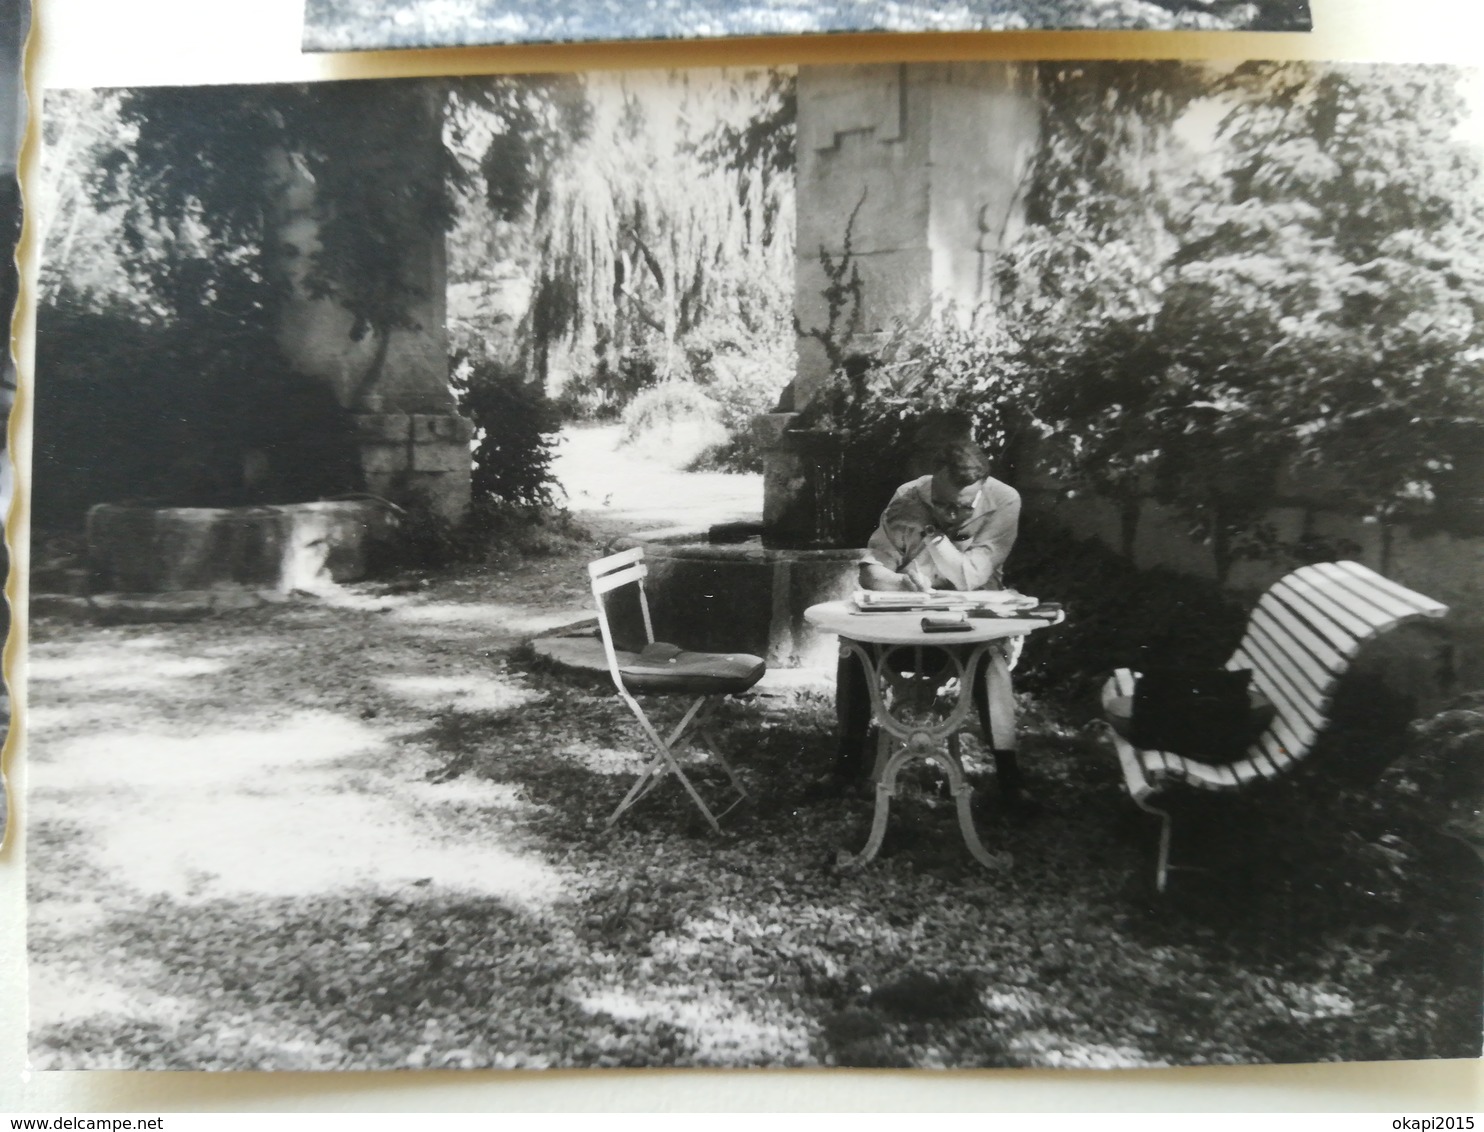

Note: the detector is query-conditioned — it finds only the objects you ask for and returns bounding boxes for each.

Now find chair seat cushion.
[617,641,766,695]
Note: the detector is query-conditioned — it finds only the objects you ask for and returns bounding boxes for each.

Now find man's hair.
[912,409,975,453]
[933,437,989,487]
[907,410,990,484]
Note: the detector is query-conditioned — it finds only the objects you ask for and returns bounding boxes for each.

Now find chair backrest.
[1225,560,1449,778]
[588,547,655,692]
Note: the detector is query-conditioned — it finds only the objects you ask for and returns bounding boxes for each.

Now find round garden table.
[804,600,1063,871]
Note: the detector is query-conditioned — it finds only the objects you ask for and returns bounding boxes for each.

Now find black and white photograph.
[27,58,1483,1072]
[0,0,28,847]
[302,0,1313,52]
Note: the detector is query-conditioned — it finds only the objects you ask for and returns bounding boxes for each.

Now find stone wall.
[86,501,398,595]
[769,62,1040,544]
[1032,485,1484,699]
[269,95,473,523]
[354,412,476,519]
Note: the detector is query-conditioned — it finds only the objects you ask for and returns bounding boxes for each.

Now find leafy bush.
[618,381,728,469]
[1230,693,1484,958]
[559,331,790,471]
[793,194,1035,535]
[688,341,795,472]
[1378,694,1484,844]
[998,62,1484,576]
[1006,511,1249,710]
[34,295,360,529]
[555,350,663,422]
[451,351,561,509]
[367,494,587,576]
[790,310,1038,544]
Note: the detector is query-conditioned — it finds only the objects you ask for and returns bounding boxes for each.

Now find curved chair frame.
[1102,560,1449,892]
[588,547,756,833]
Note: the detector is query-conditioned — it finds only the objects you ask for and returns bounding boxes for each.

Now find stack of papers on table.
[852,589,1044,616]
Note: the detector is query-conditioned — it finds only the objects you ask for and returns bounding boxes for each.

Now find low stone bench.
[85,500,398,595]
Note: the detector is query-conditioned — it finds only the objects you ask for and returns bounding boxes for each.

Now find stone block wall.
[86,501,399,595]
[354,412,476,522]
[793,61,1040,407]
[775,61,1039,547]
[1031,485,1484,700]
[268,101,475,525]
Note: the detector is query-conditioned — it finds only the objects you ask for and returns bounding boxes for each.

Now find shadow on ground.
[25,563,1480,1067]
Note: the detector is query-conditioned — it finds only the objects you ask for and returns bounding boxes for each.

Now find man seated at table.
[826,416,1035,812]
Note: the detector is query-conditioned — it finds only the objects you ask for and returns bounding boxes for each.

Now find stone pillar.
[353,412,476,520]
[271,92,473,524]
[763,62,1041,542]
[793,61,1041,407]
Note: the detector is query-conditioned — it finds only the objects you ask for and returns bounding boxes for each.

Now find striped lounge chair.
[1101,560,1449,892]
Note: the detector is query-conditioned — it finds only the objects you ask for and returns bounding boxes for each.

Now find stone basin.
[604,525,864,669]
[85,500,398,594]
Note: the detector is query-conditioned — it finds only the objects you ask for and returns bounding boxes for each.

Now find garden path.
[552,422,762,538]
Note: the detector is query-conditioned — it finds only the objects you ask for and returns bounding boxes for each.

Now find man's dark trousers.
[832,648,1024,790]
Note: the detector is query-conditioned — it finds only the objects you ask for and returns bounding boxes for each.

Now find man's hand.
[860,562,923,592]
[921,527,969,591]
[904,563,933,592]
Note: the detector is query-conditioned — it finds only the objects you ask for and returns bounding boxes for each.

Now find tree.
[1170,63,1484,534]
[519,69,796,418]
[36,79,479,521]
[996,61,1211,558]
[441,74,591,364]
[998,61,1484,577]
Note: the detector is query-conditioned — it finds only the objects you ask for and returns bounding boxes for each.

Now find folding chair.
[588,547,765,832]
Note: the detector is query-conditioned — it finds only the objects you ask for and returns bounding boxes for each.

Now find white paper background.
[4,0,1483,1111]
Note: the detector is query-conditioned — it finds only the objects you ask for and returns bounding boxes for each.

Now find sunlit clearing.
[558,740,650,776]
[167,1021,347,1072]
[388,601,592,638]
[30,653,226,691]
[29,712,568,910]
[377,673,545,714]
[30,966,345,1069]
[33,713,383,788]
[1009,1030,1159,1069]
[31,962,191,1028]
[571,984,813,1065]
[553,424,761,527]
[28,892,111,937]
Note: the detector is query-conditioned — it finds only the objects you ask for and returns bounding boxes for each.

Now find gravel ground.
[24,433,1476,1069]
[553,422,762,536]
[303,0,1311,50]
[26,557,1478,1068]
